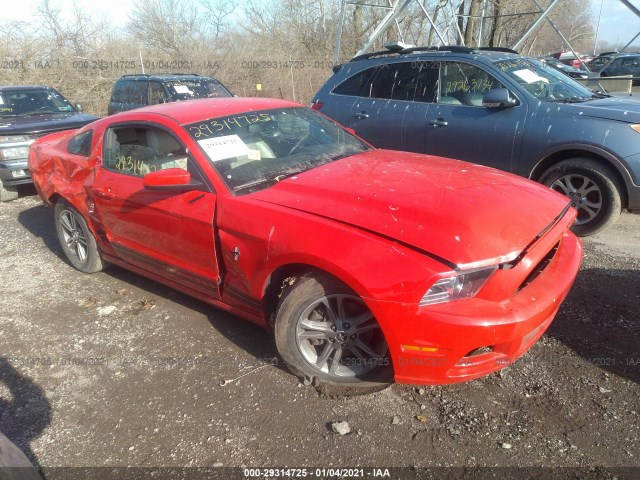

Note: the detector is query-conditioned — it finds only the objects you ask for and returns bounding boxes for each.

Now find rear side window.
[129,81,148,105]
[333,68,374,96]
[334,62,438,102]
[67,130,93,157]
[111,80,132,103]
[111,80,147,105]
[149,82,168,105]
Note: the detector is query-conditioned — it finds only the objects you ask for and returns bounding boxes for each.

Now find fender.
[529,142,636,189]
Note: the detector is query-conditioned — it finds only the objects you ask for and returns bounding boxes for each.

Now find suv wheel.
[540,158,622,236]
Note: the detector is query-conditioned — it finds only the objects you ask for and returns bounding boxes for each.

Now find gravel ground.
[0,188,638,477]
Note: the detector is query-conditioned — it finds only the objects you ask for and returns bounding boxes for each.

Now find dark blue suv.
[312,45,640,235]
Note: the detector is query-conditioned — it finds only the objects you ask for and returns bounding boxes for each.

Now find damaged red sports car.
[28,98,582,386]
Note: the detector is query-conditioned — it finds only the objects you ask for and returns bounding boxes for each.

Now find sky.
[591,0,640,48]
[4,0,640,49]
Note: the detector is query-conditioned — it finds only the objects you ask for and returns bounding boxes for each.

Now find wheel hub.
[334,331,348,343]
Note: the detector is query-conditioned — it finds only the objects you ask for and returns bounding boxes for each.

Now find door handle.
[354,112,370,119]
[429,118,448,127]
[95,189,114,200]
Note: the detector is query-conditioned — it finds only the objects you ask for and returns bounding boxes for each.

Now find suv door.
[620,57,640,77]
[92,122,221,301]
[340,62,437,152]
[423,60,527,171]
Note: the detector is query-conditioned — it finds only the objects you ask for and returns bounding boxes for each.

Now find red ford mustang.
[28,98,582,386]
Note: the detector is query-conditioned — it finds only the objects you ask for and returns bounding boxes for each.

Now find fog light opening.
[464,346,494,357]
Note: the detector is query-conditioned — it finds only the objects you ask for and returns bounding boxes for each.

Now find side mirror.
[482,88,517,108]
[75,103,83,112]
[143,168,193,190]
[344,127,356,136]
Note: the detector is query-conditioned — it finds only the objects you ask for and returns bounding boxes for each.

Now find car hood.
[250,150,569,267]
[0,112,98,136]
[558,96,640,123]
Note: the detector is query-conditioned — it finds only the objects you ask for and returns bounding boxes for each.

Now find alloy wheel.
[295,294,388,379]
[550,173,602,225]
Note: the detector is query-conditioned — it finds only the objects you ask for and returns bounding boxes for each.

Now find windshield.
[0,88,75,117]
[165,79,232,101]
[185,107,370,194]
[494,57,594,102]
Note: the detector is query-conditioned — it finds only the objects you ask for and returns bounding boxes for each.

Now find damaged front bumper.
[368,227,583,385]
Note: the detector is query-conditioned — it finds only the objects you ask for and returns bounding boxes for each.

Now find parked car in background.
[312,45,640,235]
[590,53,640,84]
[0,85,97,201]
[550,51,583,68]
[107,73,233,115]
[538,56,588,79]
[28,97,582,387]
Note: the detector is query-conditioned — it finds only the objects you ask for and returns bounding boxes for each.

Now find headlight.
[0,146,30,160]
[420,266,497,306]
[0,135,31,144]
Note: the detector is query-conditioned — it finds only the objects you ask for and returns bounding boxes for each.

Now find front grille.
[516,242,560,292]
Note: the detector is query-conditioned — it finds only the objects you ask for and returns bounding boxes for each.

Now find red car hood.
[250,150,570,267]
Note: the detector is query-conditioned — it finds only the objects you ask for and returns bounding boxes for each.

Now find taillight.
[311,101,324,111]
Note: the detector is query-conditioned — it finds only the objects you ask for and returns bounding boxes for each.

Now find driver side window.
[439,62,505,106]
[103,125,191,178]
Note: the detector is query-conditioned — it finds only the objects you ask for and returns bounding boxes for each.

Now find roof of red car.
[131,97,302,125]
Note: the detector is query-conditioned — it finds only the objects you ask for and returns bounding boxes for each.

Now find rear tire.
[0,182,18,202]
[539,158,622,236]
[54,200,103,273]
[274,273,392,386]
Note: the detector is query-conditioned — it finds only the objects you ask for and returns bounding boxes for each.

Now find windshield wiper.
[232,166,309,192]
[22,110,61,115]
[551,97,590,103]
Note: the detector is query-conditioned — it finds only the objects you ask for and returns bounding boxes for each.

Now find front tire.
[274,274,391,386]
[539,158,622,236]
[54,200,103,273]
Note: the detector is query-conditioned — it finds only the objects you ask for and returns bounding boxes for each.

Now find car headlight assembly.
[420,266,498,306]
[0,135,31,144]
[0,145,30,160]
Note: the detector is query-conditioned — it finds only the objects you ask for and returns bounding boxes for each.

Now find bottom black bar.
[1,467,639,480]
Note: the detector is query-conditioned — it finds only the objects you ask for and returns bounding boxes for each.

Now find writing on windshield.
[184,107,370,194]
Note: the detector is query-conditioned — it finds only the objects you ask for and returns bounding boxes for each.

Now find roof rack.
[119,73,201,79]
[350,49,404,62]
[403,45,475,54]
[477,47,519,54]
[350,45,517,62]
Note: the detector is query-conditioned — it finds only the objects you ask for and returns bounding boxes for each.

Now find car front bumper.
[0,159,32,186]
[369,231,583,385]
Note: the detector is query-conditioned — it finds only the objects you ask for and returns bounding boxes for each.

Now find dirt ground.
[0,187,638,477]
